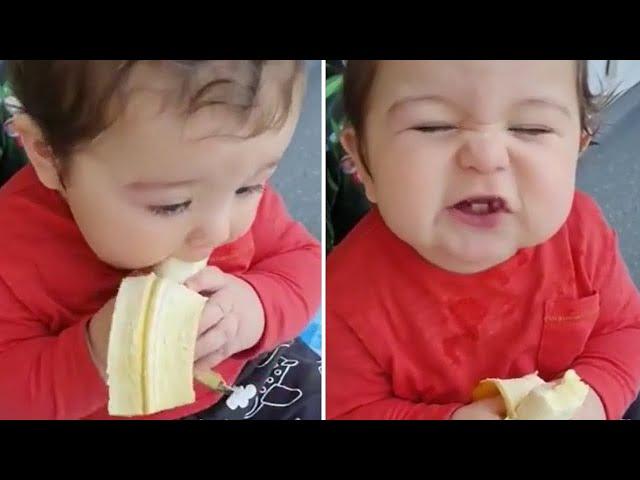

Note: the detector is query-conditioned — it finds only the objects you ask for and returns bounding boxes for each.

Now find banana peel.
[472,369,588,420]
[472,372,545,419]
[156,258,234,394]
[106,258,232,417]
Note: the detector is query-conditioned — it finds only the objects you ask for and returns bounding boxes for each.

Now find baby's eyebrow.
[126,179,198,191]
[516,97,572,118]
[127,160,280,190]
[388,94,452,114]
[388,94,574,120]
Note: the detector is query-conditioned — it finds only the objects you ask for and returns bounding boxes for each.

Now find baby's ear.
[340,128,377,204]
[579,131,593,154]
[10,114,65,191]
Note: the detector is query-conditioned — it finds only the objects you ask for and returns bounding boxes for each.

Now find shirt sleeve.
[0,275,108,419]
[234,186,321,360]
[570,195,640,419]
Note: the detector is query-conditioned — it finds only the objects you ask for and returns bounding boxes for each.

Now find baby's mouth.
[449,196,511,215]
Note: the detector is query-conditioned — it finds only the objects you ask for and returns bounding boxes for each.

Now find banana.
[153,258,208,283]
[106,274,155,416]
[471,369,588,420]
[472,372,545,419]
[106,258,212,417]
[514,370,588,420]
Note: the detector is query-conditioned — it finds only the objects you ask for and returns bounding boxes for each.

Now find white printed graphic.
[223,341,317,419]
[256,341,293,368]
[225,385,257,410]
[244,355,303,419]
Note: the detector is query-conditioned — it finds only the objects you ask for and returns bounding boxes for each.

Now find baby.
[0,60,320,419]
[327,60,640,420]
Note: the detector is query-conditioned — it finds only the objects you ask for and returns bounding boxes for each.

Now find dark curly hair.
[8,60,303,164]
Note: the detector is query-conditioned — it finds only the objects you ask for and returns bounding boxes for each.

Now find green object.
[194,370,235,395]
[0,82,28,187]
[325,68,370,254]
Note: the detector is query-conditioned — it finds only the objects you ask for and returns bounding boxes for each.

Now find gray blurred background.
[578,60,640,286]
[271,60,321,240]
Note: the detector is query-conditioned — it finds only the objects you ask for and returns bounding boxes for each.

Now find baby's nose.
[456,130,509,174]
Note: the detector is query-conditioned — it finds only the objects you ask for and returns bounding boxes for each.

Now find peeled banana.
[514,370,589,420]
[472,369,588,420]
[106,258,213,417]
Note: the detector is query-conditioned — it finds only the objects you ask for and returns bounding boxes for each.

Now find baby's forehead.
[91,116,288,188]
[377,60,576,89]
[86,77,298,184]
[372,60,579,109]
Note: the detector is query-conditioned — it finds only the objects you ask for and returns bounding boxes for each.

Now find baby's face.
[355,60,583,273]
[62,64,302,270]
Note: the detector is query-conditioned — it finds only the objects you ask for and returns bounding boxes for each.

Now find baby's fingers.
[197,291,234,336]
[194,313,239,361]
[184,266,228,295]
[194,349,230,372]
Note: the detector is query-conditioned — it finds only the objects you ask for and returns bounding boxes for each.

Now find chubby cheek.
[371,143,446,246]
[228,197,262,242]
[518,151,578,246]
[66,191,184,270]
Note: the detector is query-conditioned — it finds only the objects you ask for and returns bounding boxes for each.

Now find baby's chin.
[418,236,521,274]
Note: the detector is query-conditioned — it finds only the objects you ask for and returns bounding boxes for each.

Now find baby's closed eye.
[411,124,457,133]
[509,125,555,136]
[235,184,265,196]
[147,200,192,216]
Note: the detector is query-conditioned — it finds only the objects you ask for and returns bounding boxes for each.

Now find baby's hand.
[451,397,506,420]
[86,297,117,380]
[185,266,265,372]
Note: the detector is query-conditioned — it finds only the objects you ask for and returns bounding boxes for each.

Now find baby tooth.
[470,203,489,213]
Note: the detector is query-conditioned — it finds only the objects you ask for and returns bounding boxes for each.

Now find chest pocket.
[537,292,599,377]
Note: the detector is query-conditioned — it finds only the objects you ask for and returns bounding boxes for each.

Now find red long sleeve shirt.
[327,191,640,420]
[0,165,320,419]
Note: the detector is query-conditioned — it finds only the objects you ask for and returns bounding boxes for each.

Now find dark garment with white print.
[183,337,321,420]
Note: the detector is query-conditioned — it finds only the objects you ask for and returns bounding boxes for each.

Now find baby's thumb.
[478,396,507,417]
[184,266,228,295]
